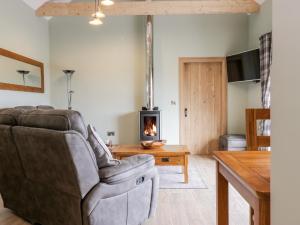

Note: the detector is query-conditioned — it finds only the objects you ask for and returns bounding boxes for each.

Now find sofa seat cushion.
[99,154,155,184]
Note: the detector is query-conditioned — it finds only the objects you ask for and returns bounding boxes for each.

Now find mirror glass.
[0,48,44,93]
[0,55,41,88]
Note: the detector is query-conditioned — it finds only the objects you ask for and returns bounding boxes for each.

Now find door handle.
[184,108,188,117]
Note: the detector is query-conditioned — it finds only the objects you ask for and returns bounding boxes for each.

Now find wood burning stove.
[140,110,160,141]
[139,16,161,141]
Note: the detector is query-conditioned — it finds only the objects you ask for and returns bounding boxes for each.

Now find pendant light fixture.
[101,0,114,6]
[89,0,105,25]
[95,10,105,19]
[89,17,103,25]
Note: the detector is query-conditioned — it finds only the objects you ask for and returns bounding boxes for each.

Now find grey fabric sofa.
[0,108,159,225]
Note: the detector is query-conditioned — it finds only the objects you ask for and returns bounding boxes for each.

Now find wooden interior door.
[180,58,227,155]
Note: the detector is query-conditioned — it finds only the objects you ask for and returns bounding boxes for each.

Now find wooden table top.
[112,145,190,156]
[213,151,270,197]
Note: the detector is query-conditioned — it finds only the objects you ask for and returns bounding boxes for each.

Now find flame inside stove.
[144,117,157,136]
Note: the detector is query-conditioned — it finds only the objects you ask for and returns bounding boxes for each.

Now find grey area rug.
[157,166,208,189]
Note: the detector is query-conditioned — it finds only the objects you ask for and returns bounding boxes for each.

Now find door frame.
[179,57,228,146]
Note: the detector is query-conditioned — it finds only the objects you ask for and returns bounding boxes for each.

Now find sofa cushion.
[87,125,120,169]
[14,106,37,110]
[37,105,55,110]
[18,109,88,139]
[0,107,54,126]
[14,105,54,110]
[99,154,155,184]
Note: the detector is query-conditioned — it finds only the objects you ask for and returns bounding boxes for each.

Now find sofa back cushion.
[14,105,54,110]
[12,126,99,198]
[0,107,98,224]
[0,108,25,125]
[18,109,88,139]
[0,124,30,217]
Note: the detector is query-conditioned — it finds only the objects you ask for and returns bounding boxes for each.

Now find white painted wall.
[49,15,249,144]
[272,0,300,224]
[0,0,50,107]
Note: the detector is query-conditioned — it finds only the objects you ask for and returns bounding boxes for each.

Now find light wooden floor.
[0,156,249,225]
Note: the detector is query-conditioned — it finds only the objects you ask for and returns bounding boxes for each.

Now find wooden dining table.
[213,151,270,225]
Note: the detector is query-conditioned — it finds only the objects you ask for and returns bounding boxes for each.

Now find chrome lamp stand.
[63,70,75,110]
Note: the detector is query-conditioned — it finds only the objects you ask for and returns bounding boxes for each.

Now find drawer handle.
[161,157,170,162]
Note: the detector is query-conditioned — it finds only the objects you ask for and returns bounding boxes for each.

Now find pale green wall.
[249,0,272,49]
[246,0,272,110]
[50,14,249,144]
[0,0,50,107]
[50,16,145,144]
[0,0,272,144]
[153,15,249,140]
[227,82,249,134]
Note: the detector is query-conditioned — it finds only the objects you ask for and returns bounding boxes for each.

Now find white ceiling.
[22,0,71,10]
[22,0,266,10]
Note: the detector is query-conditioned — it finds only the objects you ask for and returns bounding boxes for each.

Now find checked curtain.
[259,32,272,138]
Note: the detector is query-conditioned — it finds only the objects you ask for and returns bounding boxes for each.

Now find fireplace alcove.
[139,110,161,141]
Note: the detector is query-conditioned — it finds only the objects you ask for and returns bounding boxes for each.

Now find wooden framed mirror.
[0,48,44,93]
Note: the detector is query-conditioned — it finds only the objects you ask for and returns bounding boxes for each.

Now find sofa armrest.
[82,155,159,225]
[82,167,158,223]
[99,154,155,184]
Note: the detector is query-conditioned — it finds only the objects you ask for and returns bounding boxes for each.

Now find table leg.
[250,207,254,225]
[184,155,189,183]
[254,199,270,225]
[217,162,229,225]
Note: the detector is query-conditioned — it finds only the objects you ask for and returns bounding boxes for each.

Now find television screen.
[227,49,260,82]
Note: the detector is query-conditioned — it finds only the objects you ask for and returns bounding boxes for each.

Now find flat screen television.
[227,49,260,83]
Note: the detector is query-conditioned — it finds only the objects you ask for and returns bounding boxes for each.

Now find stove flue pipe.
[145,15,154,110]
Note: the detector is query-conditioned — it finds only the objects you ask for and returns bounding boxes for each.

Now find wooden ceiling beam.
[36,1,260,17]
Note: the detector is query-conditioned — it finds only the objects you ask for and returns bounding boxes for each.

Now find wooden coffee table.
[112,145,190,183]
